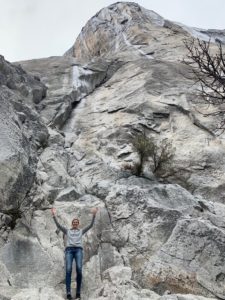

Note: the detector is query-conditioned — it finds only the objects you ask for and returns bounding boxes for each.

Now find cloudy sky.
[1,0,225,62]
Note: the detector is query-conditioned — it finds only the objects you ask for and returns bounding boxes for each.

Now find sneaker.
[75,293,81,299]
[67,294,72,300]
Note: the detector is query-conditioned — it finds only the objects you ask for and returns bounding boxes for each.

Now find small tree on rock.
[122,132,174,177]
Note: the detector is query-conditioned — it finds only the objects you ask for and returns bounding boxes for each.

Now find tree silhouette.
[183,38,225,130]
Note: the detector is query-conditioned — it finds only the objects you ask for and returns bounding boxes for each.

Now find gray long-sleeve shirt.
[53,215,95,248]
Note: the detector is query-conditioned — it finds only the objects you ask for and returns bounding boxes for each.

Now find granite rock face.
[0,55,48,217]
[70,2,225,63]
[72,2,183,63]
[19,56,124,128]
[0,2,225,300]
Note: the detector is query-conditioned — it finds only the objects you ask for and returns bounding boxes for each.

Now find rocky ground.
[0,2,225,299]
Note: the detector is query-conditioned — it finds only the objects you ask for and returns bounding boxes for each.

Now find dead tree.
[183,38,225,129]
[184,38,225,103]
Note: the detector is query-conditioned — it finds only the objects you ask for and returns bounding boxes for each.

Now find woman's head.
[72,218,80,229]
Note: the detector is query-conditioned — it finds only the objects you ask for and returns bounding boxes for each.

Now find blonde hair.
[72,218,80,224]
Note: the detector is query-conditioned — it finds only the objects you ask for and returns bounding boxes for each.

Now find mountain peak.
[65,2,225,64]
[66,1,167,62]
[94,1,164,26]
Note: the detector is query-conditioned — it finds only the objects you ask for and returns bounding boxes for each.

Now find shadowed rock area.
[0,2,225,299]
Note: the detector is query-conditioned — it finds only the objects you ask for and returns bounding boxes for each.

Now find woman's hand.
[51,207,56,216]
[90,207,98,216]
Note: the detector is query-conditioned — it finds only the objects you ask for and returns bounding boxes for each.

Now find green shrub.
[124,132,174,176]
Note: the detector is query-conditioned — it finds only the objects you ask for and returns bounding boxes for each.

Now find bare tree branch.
[183,38,225,131]
[183,38,225,104]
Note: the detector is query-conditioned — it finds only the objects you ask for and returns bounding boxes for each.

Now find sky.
[0,0,225,62]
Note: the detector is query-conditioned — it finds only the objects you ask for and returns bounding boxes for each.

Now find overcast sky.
[0,0,225,62]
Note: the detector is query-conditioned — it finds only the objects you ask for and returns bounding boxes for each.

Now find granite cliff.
[0,2,225,299]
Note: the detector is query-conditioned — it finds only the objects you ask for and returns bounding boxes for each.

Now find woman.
[51,207,98,300]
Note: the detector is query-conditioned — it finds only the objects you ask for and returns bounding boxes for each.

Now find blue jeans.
[65,247,83,295]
